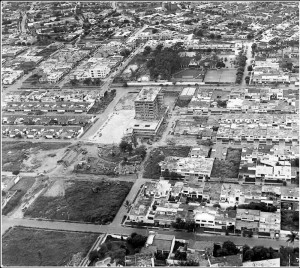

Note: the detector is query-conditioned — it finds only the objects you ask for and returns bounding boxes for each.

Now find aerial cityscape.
[1,1,299,267]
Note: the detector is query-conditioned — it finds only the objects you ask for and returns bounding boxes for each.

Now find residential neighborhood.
[1,1,299,267]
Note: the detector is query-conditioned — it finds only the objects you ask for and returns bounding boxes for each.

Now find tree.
[143,46,151,55]
[247,65,253,72]
[222,241,240,256]
[152,28,158,34]
[286,231,299,247]
[12,170,20,176]
[120,49,131,57]
[89,250,99,262]
[119,140,129,152]
[243,249,254,262]
[127,233,147,249]
[135,146,147,159]
[174,251,187,261]
[251,43,257,52]
[209,33,215,39]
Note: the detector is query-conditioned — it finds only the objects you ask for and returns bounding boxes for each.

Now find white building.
[89,64,111,79]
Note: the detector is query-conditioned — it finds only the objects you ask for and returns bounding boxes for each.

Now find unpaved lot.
[89,110,135,144]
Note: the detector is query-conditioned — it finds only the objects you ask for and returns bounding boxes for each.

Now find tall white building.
[89,65,110,79]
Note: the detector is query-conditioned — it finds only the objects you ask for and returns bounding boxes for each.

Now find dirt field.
[2,227,99,266]
[114,92,138,111]
[2,142,71,172]
[24,180,133,224]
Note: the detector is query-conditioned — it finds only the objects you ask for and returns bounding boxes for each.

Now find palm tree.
[286,231,299,247]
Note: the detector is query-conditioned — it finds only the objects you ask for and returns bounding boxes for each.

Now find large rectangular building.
[134,87,163,120]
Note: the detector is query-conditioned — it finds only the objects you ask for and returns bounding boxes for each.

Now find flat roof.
[135,86,161,102]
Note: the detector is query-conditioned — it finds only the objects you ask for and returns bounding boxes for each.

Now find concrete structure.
[134,87,163,121]
[179,87,196,100]
[159,156,215,179]
[89,64,111,78]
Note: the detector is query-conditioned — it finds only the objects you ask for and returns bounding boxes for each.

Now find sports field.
[204,69,236,83]
[173,69,204,79]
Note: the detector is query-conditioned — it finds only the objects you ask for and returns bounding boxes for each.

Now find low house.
[146,232,175,256]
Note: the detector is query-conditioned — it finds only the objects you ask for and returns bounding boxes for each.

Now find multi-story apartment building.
[89,64,111,79]
[134,87,163,120]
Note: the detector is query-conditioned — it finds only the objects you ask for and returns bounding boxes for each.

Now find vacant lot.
[24,180,133,224]
[211,148,242,178]
[2,141,71,172]
[143,146,191,179]
[2,227,99,266]
[204,69,236,83]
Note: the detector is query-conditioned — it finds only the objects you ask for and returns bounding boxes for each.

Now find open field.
[24,180,133,224]
[2,141,71,172]
[89,110,135,144]
[143,146,191,179]
[2,226,99,266]
[204,69,236,83]
[173,69,204,80]
[211,147,242,178]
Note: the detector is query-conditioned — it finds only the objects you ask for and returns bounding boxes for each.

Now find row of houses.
[3,101,94,113]
[2,125,84,139]
[127,179,298,237]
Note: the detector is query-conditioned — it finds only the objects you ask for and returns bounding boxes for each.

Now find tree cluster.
[213,241,240,257]
[119,140,133,153]
[146,45,181,80]
[126,232,147,249]
[238,202,277,212]
[235,52,247,84]
[172,218,196,232]
[242,245,280,262]
[161,169,184,179]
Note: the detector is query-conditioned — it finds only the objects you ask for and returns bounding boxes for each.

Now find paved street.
[2,215,294,249]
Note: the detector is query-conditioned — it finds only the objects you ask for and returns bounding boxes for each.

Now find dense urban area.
[1,1,299,267]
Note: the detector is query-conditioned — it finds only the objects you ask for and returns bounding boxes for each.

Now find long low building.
[159,156,215,179]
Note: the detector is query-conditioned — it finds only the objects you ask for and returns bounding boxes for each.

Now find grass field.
[2,141,71,172]
[173,69,204,79]
[204,69,236,83]
[143,146,191,179]
[24,180,133,224]
[2,227,99,266]
[211,148,242,178]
